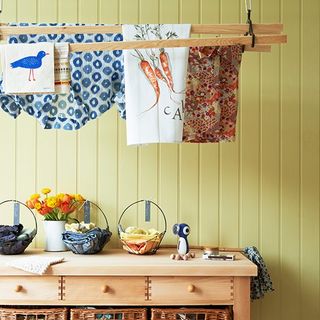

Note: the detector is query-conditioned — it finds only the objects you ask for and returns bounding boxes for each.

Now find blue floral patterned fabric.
[0,23,126,130]
[243,246,275,300]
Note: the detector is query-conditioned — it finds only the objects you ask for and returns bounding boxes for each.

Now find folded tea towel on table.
[1,42,54,94]
[243,246,274,299]
[0,22,125,130]
[123,24,191,145]
[7,256,64,275]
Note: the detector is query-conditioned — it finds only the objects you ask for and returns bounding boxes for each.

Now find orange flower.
[26,200,34,209]
[26,188,85,221]
[60,202,72,214]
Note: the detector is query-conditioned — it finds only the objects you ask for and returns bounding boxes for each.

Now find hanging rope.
[244,0,255,47]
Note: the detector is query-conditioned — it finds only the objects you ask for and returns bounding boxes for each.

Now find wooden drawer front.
[0,276,60,302]
[150,276,233,304]
[64,276,146,304]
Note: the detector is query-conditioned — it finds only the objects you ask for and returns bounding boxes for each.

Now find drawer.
[0,276,61,303]
[63,276,146,304]
[149,276,234,304]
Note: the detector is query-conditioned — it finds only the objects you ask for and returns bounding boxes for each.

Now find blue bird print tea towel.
[1,42,54,94]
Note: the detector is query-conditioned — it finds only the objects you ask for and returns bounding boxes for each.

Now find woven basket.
[70,308,147,320]
[62,200,112,254]
[0,307,67,320]
[151,308,231,320]
[0,199,37,255]
[118,200,167,255]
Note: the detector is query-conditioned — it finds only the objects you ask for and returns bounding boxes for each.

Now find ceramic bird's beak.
[46,53,49,55]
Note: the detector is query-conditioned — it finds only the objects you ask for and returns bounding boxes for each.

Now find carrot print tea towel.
[1,42,54,94]
[123,24,191,145]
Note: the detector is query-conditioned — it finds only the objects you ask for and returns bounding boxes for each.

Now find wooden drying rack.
[0,23,287,52]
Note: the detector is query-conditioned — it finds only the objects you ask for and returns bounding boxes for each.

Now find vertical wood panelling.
[98,1,120,246]
[78,0,98,24]
[57,0,78,22]
[138,0,159,231]
[260,0,281,318]
[281,0,301,319]
[35,0,58,248]
[0,0,17,24]
[158,0,179,245]
[239,4,260,248]
[0,1,319,319]
[219,0,240,247]
[118,0,139,228]
[38,0,57,22]
[301,0,320,318]
[240,1,262,319]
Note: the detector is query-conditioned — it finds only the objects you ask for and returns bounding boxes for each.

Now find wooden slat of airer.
[0,23,283,37]
[68,34,286,52]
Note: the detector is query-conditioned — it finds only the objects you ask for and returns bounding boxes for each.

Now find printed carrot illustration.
[133,49,160,113]
[153,64,180,105]
[140,60,160,112]
[159,49,183,94]
[154,66,168,85]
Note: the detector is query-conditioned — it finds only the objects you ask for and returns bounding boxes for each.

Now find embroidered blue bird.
[10,50,49,81]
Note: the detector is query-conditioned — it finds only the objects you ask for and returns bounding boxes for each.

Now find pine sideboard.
[0,248,257,320]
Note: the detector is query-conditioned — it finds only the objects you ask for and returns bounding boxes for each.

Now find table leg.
[233,277,250,320]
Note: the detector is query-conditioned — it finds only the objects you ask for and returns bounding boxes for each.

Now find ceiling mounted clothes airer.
[0,0,287,54]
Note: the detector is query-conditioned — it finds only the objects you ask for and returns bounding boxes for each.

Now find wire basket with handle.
[118,200,167,255]
[0,199,37,255]
[62,200,112,254]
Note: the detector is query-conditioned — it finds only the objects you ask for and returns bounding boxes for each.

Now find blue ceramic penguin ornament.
[173,223,190,256]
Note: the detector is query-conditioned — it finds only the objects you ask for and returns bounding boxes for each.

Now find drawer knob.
[101,285,109,293]
[187,284,195,293]
[15,285,23,292]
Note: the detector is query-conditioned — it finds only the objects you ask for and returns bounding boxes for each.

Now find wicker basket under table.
[70,308,147,320]
[151,308,231,320]
[0,307,67,320]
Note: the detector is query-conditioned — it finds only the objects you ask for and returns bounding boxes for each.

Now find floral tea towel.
[123,24,191,145]
[1,42,54,94]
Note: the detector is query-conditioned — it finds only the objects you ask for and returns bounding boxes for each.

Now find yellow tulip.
[34,202,41,210]
[41,188,51,195]
[46,196,57,208]
[56,193,65,201]
[30,193,40,200]
[75,194,85,201]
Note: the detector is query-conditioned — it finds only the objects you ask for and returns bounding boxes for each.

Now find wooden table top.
[0,248,257,276]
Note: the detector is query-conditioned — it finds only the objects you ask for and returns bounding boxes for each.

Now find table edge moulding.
[0,248,257,320]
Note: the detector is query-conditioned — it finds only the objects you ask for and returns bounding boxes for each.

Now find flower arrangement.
[26,188,85,221]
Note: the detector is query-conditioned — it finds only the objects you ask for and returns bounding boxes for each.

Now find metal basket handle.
[118,199,167,234]
[0,199,38,235]
[76,200,110,229]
